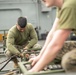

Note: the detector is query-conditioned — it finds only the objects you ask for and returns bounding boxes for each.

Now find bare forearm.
[31,29,71,72]
[39,18,59,57]
[31,43,62,72]
[39,31,53,57]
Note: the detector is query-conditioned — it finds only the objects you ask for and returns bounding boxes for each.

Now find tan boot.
[12,57,19,68]
[14,62,19,69]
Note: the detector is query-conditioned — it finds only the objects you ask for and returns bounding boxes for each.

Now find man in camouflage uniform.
[5,17,42,68]
[28,0,76,73]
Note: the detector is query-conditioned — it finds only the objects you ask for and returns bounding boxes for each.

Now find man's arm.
[25,24,38,49]
[39,18,59,57]
[29,18,59,66]
[6,31,20,54]
[30,29,71,72]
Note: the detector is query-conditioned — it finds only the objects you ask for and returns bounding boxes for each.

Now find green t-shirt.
[57,0,76,31]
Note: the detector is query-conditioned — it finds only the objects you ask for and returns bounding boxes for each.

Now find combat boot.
[12,57,19,68]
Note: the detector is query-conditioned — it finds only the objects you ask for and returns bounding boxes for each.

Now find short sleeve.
[56,7,60,18]
[57,7,76,30]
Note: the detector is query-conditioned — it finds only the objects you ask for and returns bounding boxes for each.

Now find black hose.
[0,55,17,71]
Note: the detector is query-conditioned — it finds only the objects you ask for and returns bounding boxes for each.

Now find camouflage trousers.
[56,41,76,60]
[56,41,76,72]
[5,43,42,58]
[5,43,42,68]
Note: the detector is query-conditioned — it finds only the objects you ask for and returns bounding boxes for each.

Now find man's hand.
[19,53,24,57]
[29,55,40,66]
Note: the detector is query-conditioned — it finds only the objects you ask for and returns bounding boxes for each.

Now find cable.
[0,55,17,71]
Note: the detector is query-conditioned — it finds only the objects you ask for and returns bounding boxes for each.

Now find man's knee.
[61,49,76,72]
[5,49,12,58]
[33,43,42,49]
